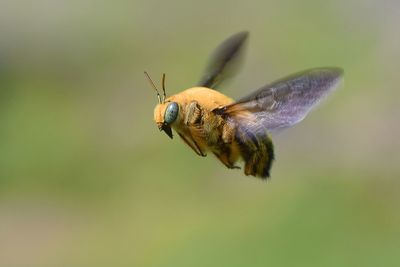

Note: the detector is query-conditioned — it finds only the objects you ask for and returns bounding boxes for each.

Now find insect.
[147,31,343,179]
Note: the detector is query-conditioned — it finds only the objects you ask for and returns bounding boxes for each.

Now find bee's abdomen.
[235,126,275,178]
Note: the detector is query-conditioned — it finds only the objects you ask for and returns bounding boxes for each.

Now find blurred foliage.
[0,0,399,266]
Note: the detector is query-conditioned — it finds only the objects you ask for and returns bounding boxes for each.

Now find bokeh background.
[1,0,399,266]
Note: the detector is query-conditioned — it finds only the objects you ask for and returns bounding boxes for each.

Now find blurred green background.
[1,0,399,266]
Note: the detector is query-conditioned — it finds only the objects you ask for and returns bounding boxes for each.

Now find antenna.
[144,71,162,104]
[161,73,166,103]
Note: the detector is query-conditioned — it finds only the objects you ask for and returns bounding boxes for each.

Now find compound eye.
[164,102,179,124]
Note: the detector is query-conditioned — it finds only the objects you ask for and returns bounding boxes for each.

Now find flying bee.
[148,31,343,179]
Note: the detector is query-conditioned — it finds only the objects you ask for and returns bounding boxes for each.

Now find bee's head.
[146,71,178,139]
[153,101,179,139]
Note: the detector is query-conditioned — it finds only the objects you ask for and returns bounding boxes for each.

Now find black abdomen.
[235,125,275,178]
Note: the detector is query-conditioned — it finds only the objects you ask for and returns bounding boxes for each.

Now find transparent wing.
[198,31,248,89]
[219,67,344,133]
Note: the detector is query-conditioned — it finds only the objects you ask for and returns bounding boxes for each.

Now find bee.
[148,31,343,179]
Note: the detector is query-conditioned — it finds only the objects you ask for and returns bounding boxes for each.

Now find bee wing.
[219,67,344,133]
[198,31,249,89]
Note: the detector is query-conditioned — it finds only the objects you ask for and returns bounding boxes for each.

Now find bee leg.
[184,101,202,125]
[213,148,241,169]
[213,152,241,169]
[178,133,206,157]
